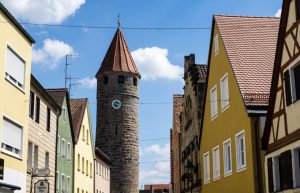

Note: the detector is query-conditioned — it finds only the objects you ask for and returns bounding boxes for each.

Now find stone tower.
[95,28,140,193]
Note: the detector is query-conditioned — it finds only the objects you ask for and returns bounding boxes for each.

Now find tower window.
[103,76,108,84]
[133,77,137,86]
[118,75,124,83]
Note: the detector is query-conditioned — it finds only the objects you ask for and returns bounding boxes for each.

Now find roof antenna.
[117,14,121,29]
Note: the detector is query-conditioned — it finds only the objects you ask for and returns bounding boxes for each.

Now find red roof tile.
[70,98,87,143]
[96,28,140,77]
[215,15,279,106]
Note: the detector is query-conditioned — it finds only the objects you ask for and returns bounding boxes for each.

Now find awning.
[0,182,21,190]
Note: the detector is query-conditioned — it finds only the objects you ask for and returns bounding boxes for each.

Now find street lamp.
[185,160,195,193]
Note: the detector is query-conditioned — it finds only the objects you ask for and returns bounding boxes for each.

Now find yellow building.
[199,15,279,193]
[262,0,300,192]
[0,2,34,193]
[70,98,94,193]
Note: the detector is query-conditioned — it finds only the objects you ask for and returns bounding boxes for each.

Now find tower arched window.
[103,76,108,84]
[118,75,124,83]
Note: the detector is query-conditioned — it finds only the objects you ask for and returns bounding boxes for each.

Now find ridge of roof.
[0,2,35,43]
[96,28,140,78]
[214,14,279,19]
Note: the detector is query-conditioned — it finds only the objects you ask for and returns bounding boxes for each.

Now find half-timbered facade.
[263,0,300,192]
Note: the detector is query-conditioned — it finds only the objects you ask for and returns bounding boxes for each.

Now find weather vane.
[117,14,121,28]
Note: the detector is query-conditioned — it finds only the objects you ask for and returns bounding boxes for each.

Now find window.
[67,143,71,160]
[5,46,25,89]
[86,129,89,145]
[223,139,232,176]
[100,164,102,176]
[214,34,219,56]
[103,76,108,84]
[67,177,71,193]
[57,136,60,156]
[212,146,220,180]
[86,160,89,176]
[29,91,35,118]
[210,85,218,119]
[236,131,246,171]
[82,125,85,141]
[56,171,60,192]
[77,154,80,171]
[90,162,92,178]
[47,107,51,131]
[285,64,300,105]
[62,107,66,121]
[220,73,229,110]
[45,152,49,169]
[35,97,40,123]
[268,151,294,192]
[27,142,33,172]
[34,145,39,169]
[203,152,210,184]
[77,188,79,193]
[133,77,137,86]
[296,0,300,19]
[293,148,300,188]
[82,157,85,173]
[1,117,23,158]
[62,174,65,193]
[61,139,65,158]
[96,161,98,174]
[118,75,125,83]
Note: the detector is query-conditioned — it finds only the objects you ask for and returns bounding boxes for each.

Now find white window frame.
[67,142,71,161]
[62,107,66,122]
[210,85,218,120]
[203,152,210,184]
[61,139,65,158]
[272,155,281,191]
[212,146,220,180]
[220,73,229,111]
[4,44,26,91]
[56,171,60,192]
[61,173,65,193]
[57,135,60,156]
[1,116,23,158]
[235,130,246,172]
[223,138,232,176]
[214,34,219,56]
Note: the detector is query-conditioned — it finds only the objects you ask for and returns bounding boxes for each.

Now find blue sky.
[2,0,282,187]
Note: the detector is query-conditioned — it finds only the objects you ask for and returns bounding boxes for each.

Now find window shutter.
[2,118,22,150]
[279,150,293,190]
[5,47,25,86]
[35,97,40,123]
[296,0,300,19]
[294,64,300,100]
[284,70,292,106]
[267,158,274,192]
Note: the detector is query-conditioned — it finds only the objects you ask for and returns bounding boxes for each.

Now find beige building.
[26,75,61,193]
[262,0,300,192]
[0,2,34,193]
[95,147,111,193]
[70,98,95,193]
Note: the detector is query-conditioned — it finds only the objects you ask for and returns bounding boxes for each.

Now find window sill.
[213,176,220,181]
[211,114,218,121]
[5,77,25,94]
[236,166,246,173]
[224,171,232,177]
[1,149,22,160]
[203,180,210,185]
[221,104,229,113]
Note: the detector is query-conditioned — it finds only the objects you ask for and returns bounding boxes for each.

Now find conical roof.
[96,28,140,78]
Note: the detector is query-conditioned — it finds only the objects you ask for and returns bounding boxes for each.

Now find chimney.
[184,54,195,73]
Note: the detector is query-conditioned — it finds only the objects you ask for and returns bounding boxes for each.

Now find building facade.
[70,98,94,193]
[199,15,279,193]
[180,54,206,193]
[95,28,141,193]
[262,0,300,192]
[47,89,74,193]
[95,147,111,193]
[0,2,34,192]
[26,76,61,193]
[170,95,183,193]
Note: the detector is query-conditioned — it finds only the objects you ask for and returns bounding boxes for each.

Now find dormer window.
[118,75,124,83]
[103,76,108,84]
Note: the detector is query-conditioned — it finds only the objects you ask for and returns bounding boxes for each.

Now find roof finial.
[117,14,121,29]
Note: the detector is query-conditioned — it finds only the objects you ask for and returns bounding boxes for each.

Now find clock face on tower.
[112,100,121,109]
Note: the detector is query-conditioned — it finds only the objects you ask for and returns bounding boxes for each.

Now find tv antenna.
[64,54,80,96]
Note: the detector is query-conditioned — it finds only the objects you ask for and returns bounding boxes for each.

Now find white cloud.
[32,39,75,69]
[140,161,170,185]
[1,0,85,24]
[275,9,282,17]
[144,143,170,160]
[79,77,97,89]
[131,47,183,81]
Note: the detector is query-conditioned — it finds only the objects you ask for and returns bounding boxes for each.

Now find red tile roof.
[215,15,279,106]
[144,184,169,190]
[46,88,68,106]
[70,98,87,143]
[96,28,140,77]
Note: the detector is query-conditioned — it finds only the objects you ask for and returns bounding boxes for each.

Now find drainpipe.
[253,117,263,193]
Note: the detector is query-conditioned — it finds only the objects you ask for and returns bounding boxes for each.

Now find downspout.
[253,117,263,193]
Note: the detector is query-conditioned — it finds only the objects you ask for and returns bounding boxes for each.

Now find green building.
[47,89,74,193]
